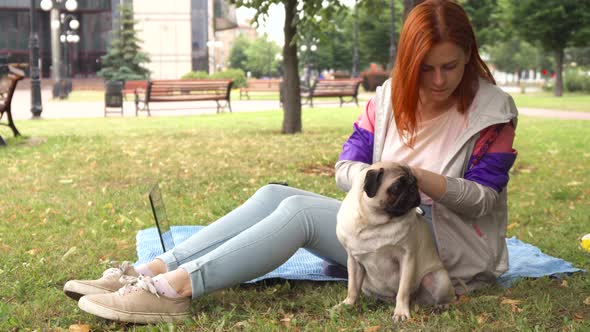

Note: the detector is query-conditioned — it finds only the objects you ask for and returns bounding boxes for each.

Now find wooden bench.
[240,79,282,99]
[0,65,24,141]
[135,79,233,116]
[304,78,362,108]
[123,80,148,100]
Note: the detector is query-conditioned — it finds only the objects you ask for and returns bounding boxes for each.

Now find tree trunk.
[388,0,397,70]
[352,0,359,77]
[554,49,564,97]
[281,0,302,134]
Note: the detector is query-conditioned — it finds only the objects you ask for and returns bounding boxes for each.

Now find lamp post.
[29,0,43,118]
[40,0,79,99]
[299,43,317,88]
[206,40,223,74]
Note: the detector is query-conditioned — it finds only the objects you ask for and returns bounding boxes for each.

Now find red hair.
[391,0,495,146]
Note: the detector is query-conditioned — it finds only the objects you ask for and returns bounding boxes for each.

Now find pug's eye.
[387,180,404,196]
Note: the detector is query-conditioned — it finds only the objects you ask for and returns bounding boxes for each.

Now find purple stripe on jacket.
[465,152,517,192]
[338,123,374,164]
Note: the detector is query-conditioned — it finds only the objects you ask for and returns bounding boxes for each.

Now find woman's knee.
[252,184,292,201]
[276,195,317,214]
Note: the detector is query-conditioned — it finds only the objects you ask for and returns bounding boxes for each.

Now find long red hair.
[391,0,495,146]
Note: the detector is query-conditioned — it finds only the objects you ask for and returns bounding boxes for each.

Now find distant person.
[65,0,517,323]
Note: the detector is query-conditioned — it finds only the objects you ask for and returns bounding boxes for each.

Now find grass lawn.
[0,109,588,331]
[510,91,590,112]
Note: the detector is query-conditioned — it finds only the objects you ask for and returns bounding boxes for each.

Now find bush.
[181,71,209,80]
[212,68,247,88]
[564,68,590,93]
[181,69,247,88]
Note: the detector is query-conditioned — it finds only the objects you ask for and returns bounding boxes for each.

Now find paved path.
[8,88,590,121]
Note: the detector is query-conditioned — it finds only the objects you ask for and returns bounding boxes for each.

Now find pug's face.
[362,162,421,218]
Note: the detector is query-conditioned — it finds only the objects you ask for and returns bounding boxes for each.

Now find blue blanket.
[136,226,584,287]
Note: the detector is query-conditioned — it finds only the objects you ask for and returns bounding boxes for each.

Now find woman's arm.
[335,99,376,191]
[412,122,517,218]
[410,167,447,201]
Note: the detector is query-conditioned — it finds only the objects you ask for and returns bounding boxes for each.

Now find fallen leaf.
[61,246,77,261]
[501,298,522,305]
[507,223,519,231]
[233,321,248,328]
[560,280,569,288]
[573,313,584,321]
[27,248,39,256]
[364,326,381,332]
[501,297,523,312]
[69,324,90,332]
[584,296,590,306]
[280,314,292,326]
[0,244,11,253]
[457,295,471,303]
[477,313,489,325]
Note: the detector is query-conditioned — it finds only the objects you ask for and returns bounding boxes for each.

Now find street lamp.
[41,0,79,99]
[299,43,317,88]
[206,40,223,74]
[29,0,43,118]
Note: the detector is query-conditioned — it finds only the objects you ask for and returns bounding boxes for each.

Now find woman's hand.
[410,167,447,201]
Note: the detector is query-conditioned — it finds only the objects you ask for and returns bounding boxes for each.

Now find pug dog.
[336,161,455,322]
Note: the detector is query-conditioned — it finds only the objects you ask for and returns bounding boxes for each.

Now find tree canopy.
[511,0,590,96]
[98,4,151,82]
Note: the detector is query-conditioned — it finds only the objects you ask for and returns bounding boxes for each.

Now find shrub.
[181,69,247,88]
[564,68,590,93]
[181,71,209,80]
[212,68,247,88]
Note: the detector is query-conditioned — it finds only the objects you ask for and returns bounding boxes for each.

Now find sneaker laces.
[118,275,160,298]
[102,261,133,279]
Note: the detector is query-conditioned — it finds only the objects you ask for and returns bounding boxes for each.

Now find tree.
[511,0,590,96]
[228,34,250,72]
[488,37,542,82]
[460,0,505,50]
[98,4,150,81]
[244,35,282,77]
[231,0,345,134]
[358,3,393,70]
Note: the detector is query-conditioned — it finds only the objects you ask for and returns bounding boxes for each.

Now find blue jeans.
[157,184,346,299]
[157,184,434,299]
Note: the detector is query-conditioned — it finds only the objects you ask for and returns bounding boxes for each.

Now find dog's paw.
[392,305,411,322]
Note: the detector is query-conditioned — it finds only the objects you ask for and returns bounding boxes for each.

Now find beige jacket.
[335,79,518,293]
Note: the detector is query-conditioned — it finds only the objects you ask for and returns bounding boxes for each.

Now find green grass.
[0,109,588,331]
[510,91,590,112]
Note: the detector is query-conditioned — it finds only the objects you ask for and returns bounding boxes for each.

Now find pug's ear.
[364,168,384,198]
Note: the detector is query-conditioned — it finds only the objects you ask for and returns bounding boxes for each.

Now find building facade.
[213,18,256,72]
[0,0,237,80]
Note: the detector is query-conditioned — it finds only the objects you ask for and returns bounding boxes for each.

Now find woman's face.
[419,41,469,107]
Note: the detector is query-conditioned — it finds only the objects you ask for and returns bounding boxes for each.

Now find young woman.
[64,0,517,323]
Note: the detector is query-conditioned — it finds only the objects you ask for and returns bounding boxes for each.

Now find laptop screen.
[149,184,175,253]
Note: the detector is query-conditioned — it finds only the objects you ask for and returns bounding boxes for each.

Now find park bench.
[240,79,282,99]
[0,65,24,142]
[303,78,362,108]
[135,79,233,116]
[122,80,148,100]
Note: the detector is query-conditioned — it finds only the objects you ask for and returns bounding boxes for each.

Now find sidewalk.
[9,89,590,121]
[10,89,367,120]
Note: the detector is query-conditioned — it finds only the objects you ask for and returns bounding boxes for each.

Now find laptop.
[148,184,175,253]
